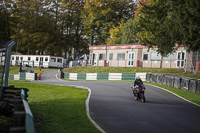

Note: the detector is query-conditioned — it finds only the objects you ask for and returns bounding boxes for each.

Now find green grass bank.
[8,82,100,133]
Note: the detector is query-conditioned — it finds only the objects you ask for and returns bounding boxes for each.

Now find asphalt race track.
[33,70,200,133]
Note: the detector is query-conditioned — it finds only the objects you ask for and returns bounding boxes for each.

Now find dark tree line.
[0,0,136,59]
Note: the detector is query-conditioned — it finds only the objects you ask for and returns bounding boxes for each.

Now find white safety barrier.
[69,73,78,80]
[108,73,122,80]
[86,73,97,80]
[136,73,146,81]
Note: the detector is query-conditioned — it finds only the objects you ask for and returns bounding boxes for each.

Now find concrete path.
[33,70,200,133]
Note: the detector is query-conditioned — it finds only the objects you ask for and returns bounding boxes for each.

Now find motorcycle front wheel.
[141,93,145,102]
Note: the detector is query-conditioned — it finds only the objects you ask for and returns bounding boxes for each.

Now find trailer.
[11,54,65,68]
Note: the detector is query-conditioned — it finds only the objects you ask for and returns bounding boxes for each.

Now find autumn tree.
[137,0,200,56]
[83,0,135,46]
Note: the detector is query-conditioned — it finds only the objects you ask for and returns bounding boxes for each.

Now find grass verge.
[144,82,200,105]
[9,66,56,74]
[9,82,100,133]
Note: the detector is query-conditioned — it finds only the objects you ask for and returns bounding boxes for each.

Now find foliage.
[82,0,136,46]
[120,19,138,44]
[0,0,13,44]
[137,0,200,56]
[106,20,124,45]
[106,19,138,45]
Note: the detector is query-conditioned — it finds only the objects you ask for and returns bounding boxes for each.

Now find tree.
[137,0,200,56]
[0,0,13,44]
[106,19,138,45]
[61,0,87,59]
[83,0,135,46]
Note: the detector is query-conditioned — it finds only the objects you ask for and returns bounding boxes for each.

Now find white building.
[11,54,65,68]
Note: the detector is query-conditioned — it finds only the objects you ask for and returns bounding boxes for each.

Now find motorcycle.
[131,83,145,102]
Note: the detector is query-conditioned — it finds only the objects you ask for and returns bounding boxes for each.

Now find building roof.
[89,44,148,50]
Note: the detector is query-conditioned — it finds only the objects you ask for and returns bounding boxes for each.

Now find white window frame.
[128,52,135,66]
[176,51,186,68]
[143,53,148,61]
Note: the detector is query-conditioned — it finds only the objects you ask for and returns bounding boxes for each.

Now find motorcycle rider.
[132,76,145,97]
[134,76,144,88]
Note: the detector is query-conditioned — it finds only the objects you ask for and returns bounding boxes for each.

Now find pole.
[4,40,15,87]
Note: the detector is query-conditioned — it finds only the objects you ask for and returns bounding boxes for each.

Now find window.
[51,58,56,62]
[57,58,62,63]
[143,53,148,60]
[16,56,19,61]
[45,57,48,61]
[99,54,105,60]
[36,57,39,61]
[109,53,113,60]
[117,53,125,60]
[163,53,174,61]
[40,57,43,61]
[20,57,23,60]
[12,56,14,60]
[151,52,161,60]
[28,57,31,61]
[176,52,185,68]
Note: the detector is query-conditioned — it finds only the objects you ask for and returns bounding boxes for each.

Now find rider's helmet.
[135,76,140,80]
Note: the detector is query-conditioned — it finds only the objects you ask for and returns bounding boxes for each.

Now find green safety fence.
[64,73,69,79]
[20,72,26,80]
[9,75,14,80]
[77,73,86,80]
[122,73,135,80]
[97,73,109,80]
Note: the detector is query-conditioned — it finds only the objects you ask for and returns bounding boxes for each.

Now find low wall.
[3,86,35,133]
[62,72,147,81]
[146,73,200,93]
[9,72,37,81]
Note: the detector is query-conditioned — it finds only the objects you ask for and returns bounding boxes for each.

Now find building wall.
[89,44,188,69]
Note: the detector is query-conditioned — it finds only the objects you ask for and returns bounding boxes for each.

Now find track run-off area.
[33,70,200,133]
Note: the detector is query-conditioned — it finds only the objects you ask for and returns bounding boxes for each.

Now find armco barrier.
[196,80,200,93]
[97,73,109,80]
[166,75,175,88]
[181,77,190,90]
[86,73,97,80]
[146,73,200,93]
[109,73,122,80]
[61,72,200,93]
[62,72,146,81]
[9,73,36,81]
[77,73,86,80]
[122,73,135,80]
[174,76,181,89]
[189,79,198,93]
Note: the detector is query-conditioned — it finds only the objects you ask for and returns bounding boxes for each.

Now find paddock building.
[11,54,65,68]
[89,44,200,72]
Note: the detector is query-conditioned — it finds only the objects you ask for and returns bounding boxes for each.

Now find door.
[128,52,134,66]
[92,53,98,66]
[177,52,185,68]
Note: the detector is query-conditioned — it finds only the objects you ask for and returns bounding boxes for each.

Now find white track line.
[147,84,200,107]
[55,74,106,133]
